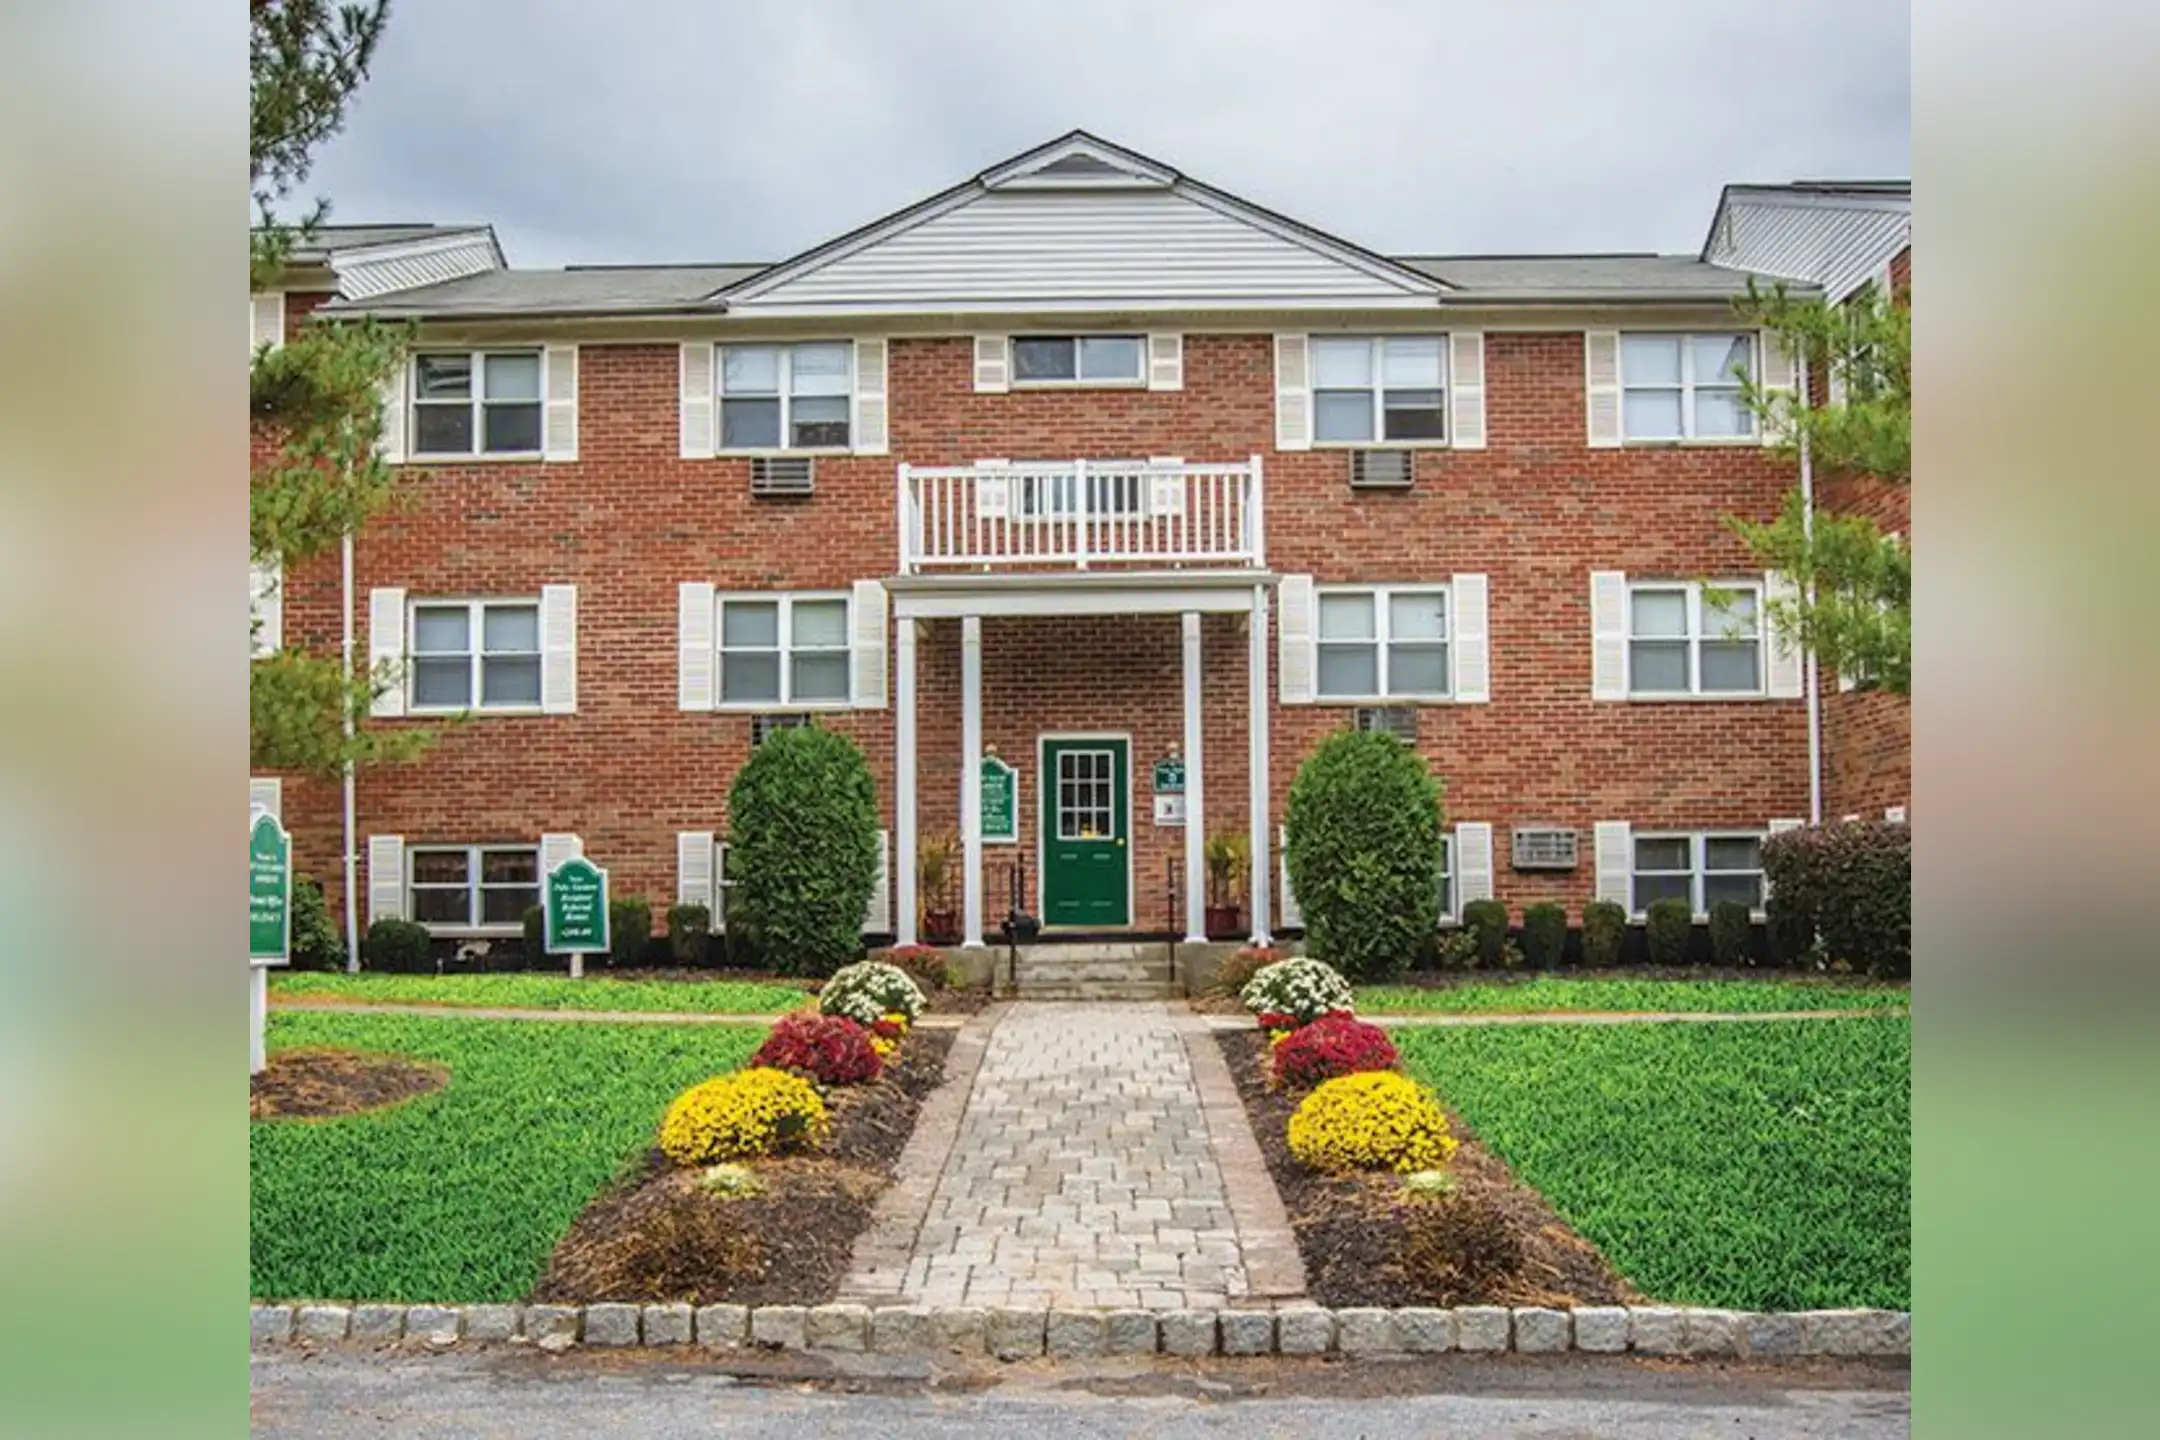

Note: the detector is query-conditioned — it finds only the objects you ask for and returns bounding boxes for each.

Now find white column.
[1248,584,1273,945]
[961,615,985,948]
[895,615,919,947]
[249,967,267,1075]
[1182,611,1207,942]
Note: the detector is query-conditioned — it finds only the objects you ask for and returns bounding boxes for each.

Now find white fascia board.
[717,187,983,304]
[890,571,1275,620]
[724,293,1448,318]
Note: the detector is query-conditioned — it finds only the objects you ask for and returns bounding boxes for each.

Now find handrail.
[900,458,1261,573]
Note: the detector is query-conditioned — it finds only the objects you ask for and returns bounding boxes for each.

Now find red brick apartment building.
[248,133,1911,956]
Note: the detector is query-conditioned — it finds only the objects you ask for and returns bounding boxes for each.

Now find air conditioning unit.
[1354,705,1417,742]
[750,713,810,746]
[749,456,815,498]
[1510,826,1579,871]
[1347,449,1413,490]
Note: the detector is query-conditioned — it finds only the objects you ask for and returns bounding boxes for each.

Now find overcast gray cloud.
[304,0,1909,270]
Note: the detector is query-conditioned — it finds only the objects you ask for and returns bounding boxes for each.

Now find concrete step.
[1013,981,1182,1001]
[1016,961,1168,983]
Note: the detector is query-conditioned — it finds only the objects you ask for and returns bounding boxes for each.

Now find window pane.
[1317,592,1376,640]
[721,602,780,648]
[1012,338,1076,381]
[1623,389,1683,439]
[1704,836,1762,871]
[1704,588,1757,637]
[792,653,850,702]
[1699,642,1760,692]
[411,657,471,708]
[789,395,850,448]
[1313,391,1374,442]
[1382,397,1446,440]
[790,343,850,396]
[482,352,541,400]
[1621,334,1681,385]
[1390,644,1448,696]
[721,397,781,448]
[722,346,780,394]
[412,404,474,454]
[791,599,847,648]
[1693,389,1753,438]
[1630,641,1689,692]
[1382,336,1444,388]
[411,887,471,925]
[1633,873,1693,911]
[1317,644,1378,697]
[1703,872,1763,910]
[1692,334,1752,385]
[1078,336,1142,380]
[1630,589,1687,638]
[1388,591,1446,640]
[414,354,473,399]
[1311,337,1373,388]
[481,850,538,885]
[1634,837,1692,872]
[412,606,470,653]
[480,884,539,924]
[410,851,470,885]
[721,653,781,704]
[482,402,541,453]
[481,655,541,706]
[482,604,539,653]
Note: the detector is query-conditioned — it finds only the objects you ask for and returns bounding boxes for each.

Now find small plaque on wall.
[1153,793,1187,827]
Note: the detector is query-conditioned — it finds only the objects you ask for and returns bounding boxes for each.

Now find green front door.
[1040,738,1129,927]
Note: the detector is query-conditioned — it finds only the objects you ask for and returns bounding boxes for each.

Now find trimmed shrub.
[727,725,880,977]
[881,943,950,994]
[289,875,346,971]
[1521,903,1567,970]
[1645,898,1693,966]
[1460,898,1509,969]
[362,917,431,973]
[1708,900,1754,968]
[1287,1071,1458,1173]
[657,1068,829,1164]
[1205,945,1281,999]
[1581,900,1627,968]
[1282,730,1444,982]
[1760,821,1911,978]
[1433,929,1480,969]
[609,895,652,969]
[1271,1013,1401,1089]
[750,1013,882,1086]
[1239,957,1355,1026]
[667,904,711,966]
[818,960,926,1026]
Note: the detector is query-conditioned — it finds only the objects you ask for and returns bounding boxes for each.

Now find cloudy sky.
[305,0,1909,270]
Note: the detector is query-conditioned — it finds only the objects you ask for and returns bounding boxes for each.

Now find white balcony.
[899,456,1264,575]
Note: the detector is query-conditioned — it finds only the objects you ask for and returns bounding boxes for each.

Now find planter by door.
[1040,737,1130,927]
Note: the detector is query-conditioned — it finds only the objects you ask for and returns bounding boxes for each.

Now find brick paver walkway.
[842,1002,1303,1312]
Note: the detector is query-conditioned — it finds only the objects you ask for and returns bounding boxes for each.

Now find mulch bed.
[531,1028,954,1307]
[925,986,993,1015]
[250,1047,449,1120]
[1218,1030,1638,1309]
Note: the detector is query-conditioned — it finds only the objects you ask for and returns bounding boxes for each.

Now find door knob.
[1115,838,1125,847]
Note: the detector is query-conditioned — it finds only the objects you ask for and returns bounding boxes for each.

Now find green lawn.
[251,1011,765,1301]
[1398,1017,1910,1310]
[1357,976,1908,1016]
[270,970,813,1014]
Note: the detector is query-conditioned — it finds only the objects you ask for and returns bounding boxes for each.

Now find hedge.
[1281,730,1444,982]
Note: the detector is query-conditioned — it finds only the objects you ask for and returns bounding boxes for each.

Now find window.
[719,343,851,450]
[408,845,539,929]
[1011,335,1144,385]
[409,600,541,711]
[410,350,543,456]
[1015,460,1145,518]
[1630,833,1765,915]
[1620,333,1755,441]
[717,594,850,707]
[1316,586,1449,700]
[1311,335,1447,444]
[1627,581,1762,696]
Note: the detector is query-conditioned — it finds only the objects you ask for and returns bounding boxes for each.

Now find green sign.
[248,809,292,965]
[1152,755,1185,794]
[980,755,1018,844]
[545,855,611,953]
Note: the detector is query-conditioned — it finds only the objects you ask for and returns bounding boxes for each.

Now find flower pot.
[1205,904,1243,940]
[923,909,961,945]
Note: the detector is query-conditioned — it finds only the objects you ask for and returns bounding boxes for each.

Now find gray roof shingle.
[321,264,767,318]
[1395,253,1799,298]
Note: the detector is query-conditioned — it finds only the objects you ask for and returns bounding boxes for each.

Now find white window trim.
[715,342,854,455]
[407,349,546,461]
[406,843,540,934]
[1626,580,1766,699]
[1314,583,1452,703]
[1619,331,1759,445]
[1628,830,1767,920]
[1008,334,1148,389]
[714,591,854,711]
[406,597,544,715]
[1310,334,1449,449]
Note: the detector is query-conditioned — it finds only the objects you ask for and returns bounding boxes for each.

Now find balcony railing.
[899,456,1264,574]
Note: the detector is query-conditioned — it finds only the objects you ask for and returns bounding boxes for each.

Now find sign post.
[248,807,292,1075]
[979,753,1019,845]
[545,854,610,979]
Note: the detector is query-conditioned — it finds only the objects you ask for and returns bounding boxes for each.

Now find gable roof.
[321,263,763,319]
[1701,180,1910,301]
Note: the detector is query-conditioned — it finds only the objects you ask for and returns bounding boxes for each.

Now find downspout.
[1798,354,1824,826]
[342,528,361,971]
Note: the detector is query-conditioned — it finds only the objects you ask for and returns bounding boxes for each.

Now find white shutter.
[1764,570,1803,698]
[1277,572,1315,705]
[250,292,285,352]
[864,829,891,934]
[680,343,715,458]
[1454,822,1494,906]
[713,839,730,931]
[1278,825,1302,930]
[851,578,889,709]
[542,345,578,461]
[376,367,406,463]
[1593,821,1632,911]
[1451,573,1490,703]
[677,831,716,909]
[1144,456,1186,520]
[249,776,283,821]
[540,583,577,714]
[1448,332,1486,449]
[540,832,583,877]
[250,558,283,656]
[1585,331,1622,448]
[852,338,889,455]
[1758,330,1798,445]
[1147,333,1184,391]
[1273,334,1311,451]
[974,459,1011,520]
[1590,570,1629,701]
[368,587,407,717]
[973,336,1010,393]
[367,834,405,923]
[678,581,716,710]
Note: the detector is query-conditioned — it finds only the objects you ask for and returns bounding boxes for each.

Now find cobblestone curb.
[252,1301,1909,1358]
